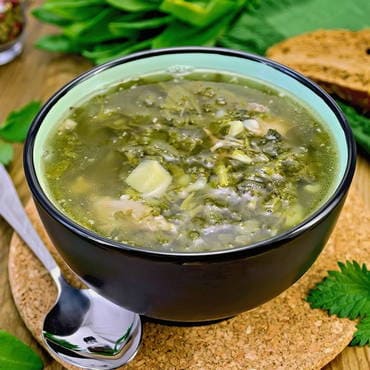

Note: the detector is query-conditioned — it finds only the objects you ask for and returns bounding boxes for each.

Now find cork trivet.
[8,186,370,370]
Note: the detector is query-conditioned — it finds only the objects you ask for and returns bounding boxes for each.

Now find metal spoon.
[0,164,142,369]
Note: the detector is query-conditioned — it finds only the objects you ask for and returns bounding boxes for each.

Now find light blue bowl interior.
[34,52,348,205]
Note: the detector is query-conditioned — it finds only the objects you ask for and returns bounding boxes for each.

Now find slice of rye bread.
[266,29,370,113]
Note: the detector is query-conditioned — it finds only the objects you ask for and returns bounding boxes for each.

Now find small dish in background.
[0,0,25,65]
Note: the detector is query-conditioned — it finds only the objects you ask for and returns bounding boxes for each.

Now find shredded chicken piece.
[93,196,176,233]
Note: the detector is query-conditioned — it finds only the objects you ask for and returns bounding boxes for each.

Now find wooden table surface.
[0,4,369,370]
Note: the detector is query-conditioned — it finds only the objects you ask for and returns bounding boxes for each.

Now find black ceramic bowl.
[24,47,356,322]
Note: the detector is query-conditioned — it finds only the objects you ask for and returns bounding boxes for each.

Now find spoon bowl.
[43,275,142,368]
[0,164,142,369]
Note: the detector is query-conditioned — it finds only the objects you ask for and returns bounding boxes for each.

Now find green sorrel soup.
[42,70,337,252]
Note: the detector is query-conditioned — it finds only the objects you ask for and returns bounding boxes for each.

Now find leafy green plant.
[160,0,246,27]
[107,0,161,12]
[307,261,370,346]
[0,101,42,165]
[0,330,43,370]
[336,101,370,156]
[33,0,249,64]
[220,0,370,54]
[33,0,370,65]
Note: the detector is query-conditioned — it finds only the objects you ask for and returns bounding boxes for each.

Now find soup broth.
[42,71,338,252]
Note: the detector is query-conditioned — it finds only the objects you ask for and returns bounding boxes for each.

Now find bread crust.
[266,29,370,112]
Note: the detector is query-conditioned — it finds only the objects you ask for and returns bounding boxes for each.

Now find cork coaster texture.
[8,186,370,370]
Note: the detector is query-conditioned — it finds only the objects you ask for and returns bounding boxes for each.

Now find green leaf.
[81,41,135,61]
[307,261,370,320]
[35,34,81,53]
[106,0,160,12]
[221,0,370,54]
[335,100,370,156]
[0,101,42,143]
[351,316,370,346]
[0,140,13,165]
[62,8,124,43]
[160,0,246,27]
[32,7,72,26]
[42,1,106,22]
[87,39,153,65]
[0,330,43,370]
[109,15,173,35]
[219,12,284,55]
[153,8,237,48]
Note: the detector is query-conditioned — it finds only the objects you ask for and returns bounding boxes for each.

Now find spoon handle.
[0,164,58,274]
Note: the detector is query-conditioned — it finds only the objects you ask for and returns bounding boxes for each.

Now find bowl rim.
[24,46,357,260]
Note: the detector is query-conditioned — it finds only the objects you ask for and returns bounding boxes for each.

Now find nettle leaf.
[35,34,82,53]
[109,15,173,35]
[106,0,160,12]
[351,316,370,346]
[81,41,132,61]
[62,8,124,44]
[307,261,370,320]
[153,8,236,49]
[0,140,13,165]
[336,100,370,156]
[160,0,245,27]
[0,101,42,143]
[221,0,370,54]
[0,330,43,370]
[32,7,72,26]
[87,39,153,65]
[42,1,105,22]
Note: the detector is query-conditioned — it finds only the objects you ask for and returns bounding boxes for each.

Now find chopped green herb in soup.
[42,71,337,252]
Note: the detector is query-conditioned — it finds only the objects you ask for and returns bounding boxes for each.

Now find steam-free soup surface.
[42,71,337,252]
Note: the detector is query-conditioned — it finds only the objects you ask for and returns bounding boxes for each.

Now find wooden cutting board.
[7,184,370,370]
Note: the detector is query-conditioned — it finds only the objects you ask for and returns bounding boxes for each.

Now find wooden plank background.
[0,2,369,369]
